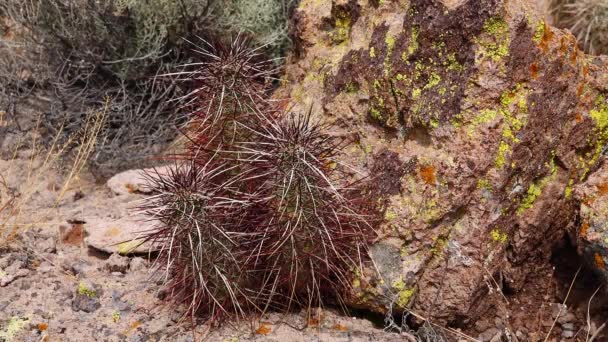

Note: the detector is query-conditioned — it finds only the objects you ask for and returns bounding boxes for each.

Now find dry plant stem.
[589,320,607,342]
[405,310,481,342]
[0,101,108,245]
[544,266,581,342]
[586,285,605,342]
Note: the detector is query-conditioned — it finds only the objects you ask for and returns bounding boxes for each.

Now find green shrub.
[220,0,298,59]
[0,0,298,176]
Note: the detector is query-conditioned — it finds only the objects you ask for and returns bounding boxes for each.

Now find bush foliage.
[0,0,297,176]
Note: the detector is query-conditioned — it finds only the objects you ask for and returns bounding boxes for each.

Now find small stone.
[129,257,148,272]
[72,294,101,313]
[105,253,129,273]
[489,331,503,342]
[478,328,499,342]
[71,261,92,277]
[0,268,30,287]
[561,322,574,331]
[38,262,53,274]
[72,281,102,313]
[39,237,57,254]
[562,330,574,338]
[557,312,576,325]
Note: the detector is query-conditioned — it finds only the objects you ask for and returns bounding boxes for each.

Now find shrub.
[219,0,299,60]
[0,0,218,176]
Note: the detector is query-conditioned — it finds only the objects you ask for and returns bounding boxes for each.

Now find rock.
[0,268,29,287]
[489,331,503,342]
[575,160,608,280]
[38,237,57,254]
[105,253,129,273]
[69,260,92,277]
[59,221,85,246]
[83,215,160,255]
[129,257,148,272]
[72,281,102,313]
[562,330,575,338]
[557,312,576,325]
[106,165,173,196]
[38,262,53,274]
[561,322,574,331]
[479,328,499,342]
[285,0,608,327]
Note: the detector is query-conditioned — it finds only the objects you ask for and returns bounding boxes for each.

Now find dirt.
[0,152,414,342]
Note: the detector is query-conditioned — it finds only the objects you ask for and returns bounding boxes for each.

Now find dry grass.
[0,99,108,247]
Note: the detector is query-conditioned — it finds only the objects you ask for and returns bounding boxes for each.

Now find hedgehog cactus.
[244,111,377,311]
[141,37,379,323]
[552,0,608,55]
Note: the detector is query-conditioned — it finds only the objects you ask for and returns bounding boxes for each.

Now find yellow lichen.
[0,317,30,342]
[385,210,398,221]
[112,311,121,323]
[494,141,511,169]
[424,72,441,89]
[78,282,97,297]
[476,17,510,62]
[533,20,545,44]
[490,229,508,243]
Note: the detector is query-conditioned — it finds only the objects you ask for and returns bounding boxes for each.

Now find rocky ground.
[0,149,606,342]
[0,156,414,342]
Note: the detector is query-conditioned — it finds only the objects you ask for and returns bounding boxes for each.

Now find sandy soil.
[0,154,414,342]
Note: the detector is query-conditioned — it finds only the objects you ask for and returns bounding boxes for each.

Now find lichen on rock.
[285,0,608,331]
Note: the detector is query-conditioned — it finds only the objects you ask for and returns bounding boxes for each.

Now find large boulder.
[282,0,608,330]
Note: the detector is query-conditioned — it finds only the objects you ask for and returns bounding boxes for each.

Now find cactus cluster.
[140,36,378,322]
[551,0,608,55]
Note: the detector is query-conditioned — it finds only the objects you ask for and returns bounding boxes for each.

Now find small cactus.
[552,0,608,55]
[140,37,379,324]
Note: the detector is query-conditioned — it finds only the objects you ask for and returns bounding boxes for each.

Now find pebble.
[105,253,130,273]
[561,322,574,331]
[0,268,30,287]
[72,282,102,313]
[479,328,499,342]
[129,257,148,272]
[562,330,575,338]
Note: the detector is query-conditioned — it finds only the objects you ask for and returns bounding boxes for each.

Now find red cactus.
[138,160,264,321]
[139,36,380,325]
[237,109,377,311]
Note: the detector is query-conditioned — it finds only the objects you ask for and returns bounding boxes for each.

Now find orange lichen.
[540,22,554,52]
[125,183,137,193]
[594,253,605,269]
[37,323,48,331]
[530,63,538,79]
[333,324,349,332]
[256,323,272,335]
[575,112,583,122]
[419,165,437,185]
[104,227,121,237]
[580,221,589,238]
[583,65,589,78]
[571,46,578,64]
[577,83,584,97]
[122,321,142,336]
[597,182,608,196]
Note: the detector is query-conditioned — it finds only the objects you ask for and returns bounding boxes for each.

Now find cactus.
[139,37,379,323]
[551,0,608,55]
